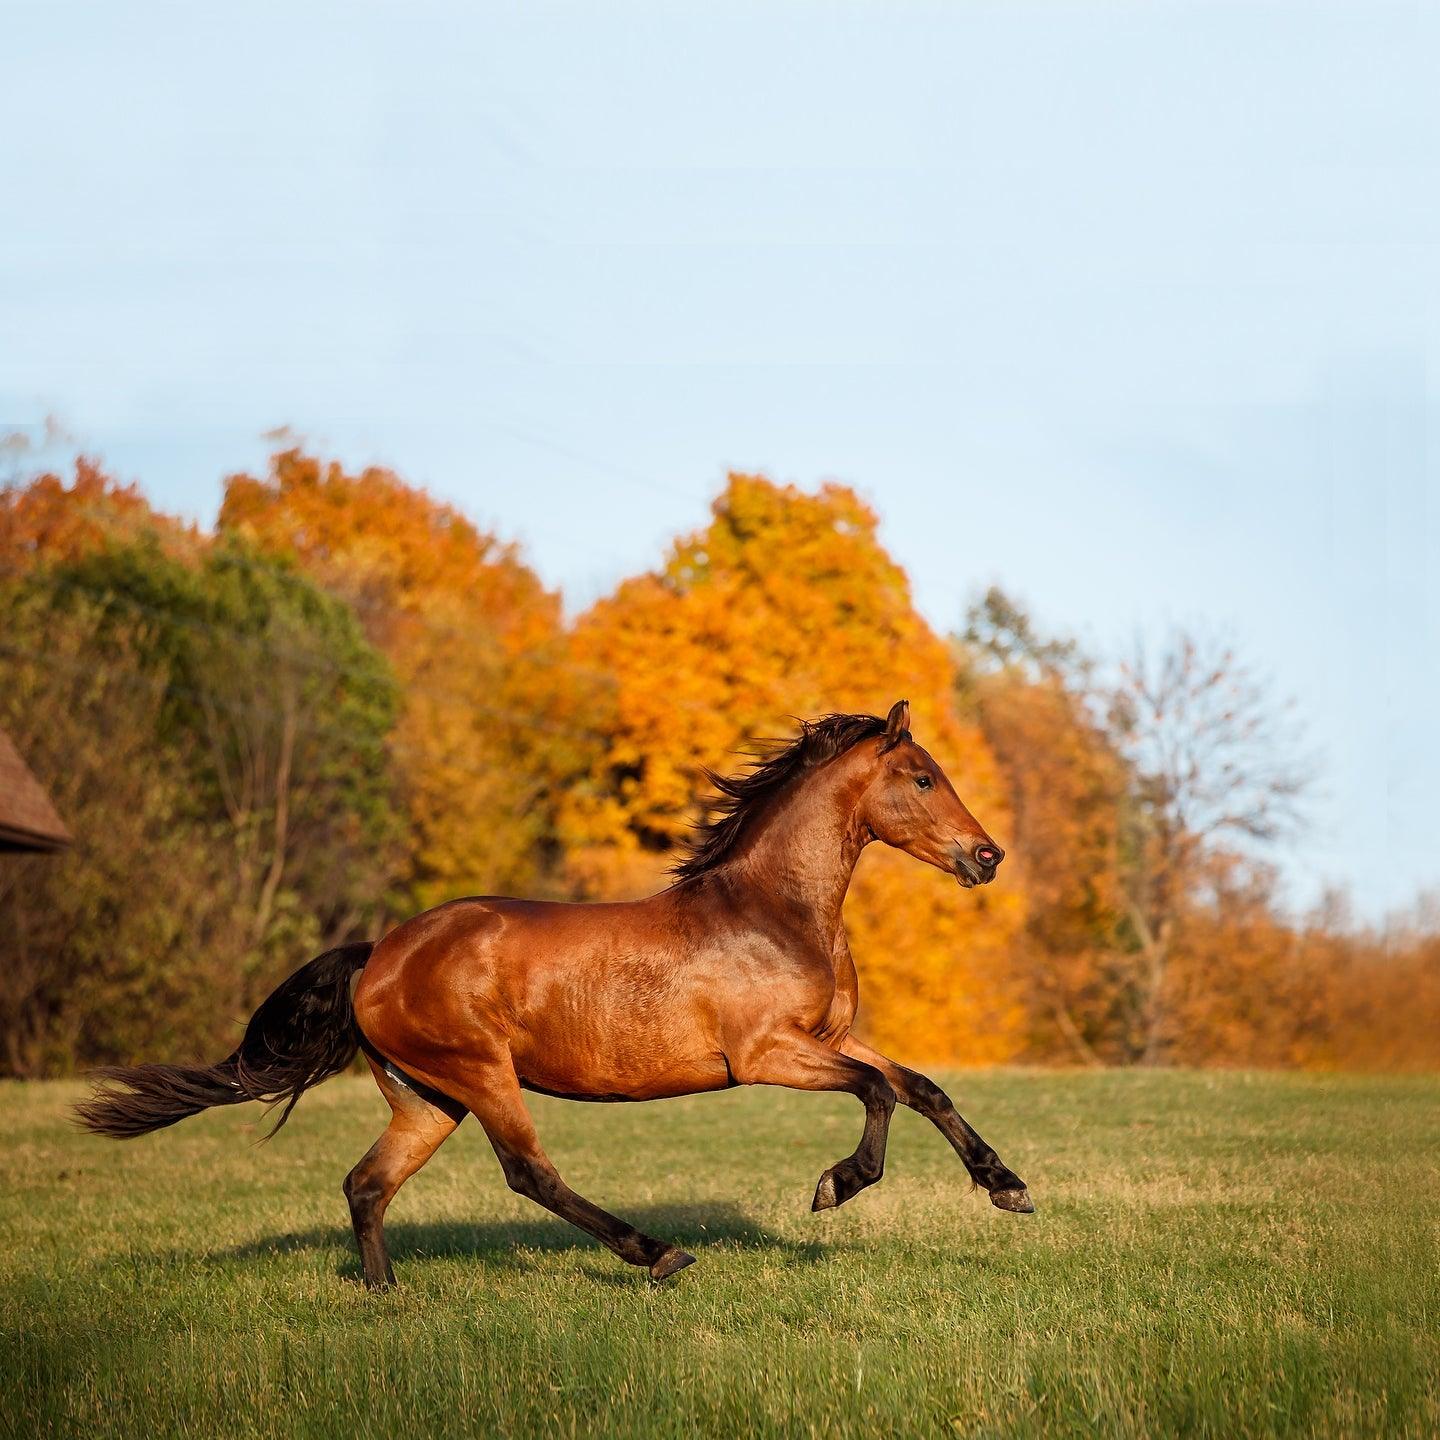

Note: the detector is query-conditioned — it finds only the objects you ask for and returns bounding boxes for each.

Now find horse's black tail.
[74,941,373,1141]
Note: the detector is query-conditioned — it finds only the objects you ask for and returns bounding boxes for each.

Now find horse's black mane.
[671,712,895,881]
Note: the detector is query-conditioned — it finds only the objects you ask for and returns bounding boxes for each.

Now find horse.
[77,700,1034,1287]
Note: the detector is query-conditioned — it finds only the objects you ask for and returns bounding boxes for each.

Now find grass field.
[2,1070,1437,1439]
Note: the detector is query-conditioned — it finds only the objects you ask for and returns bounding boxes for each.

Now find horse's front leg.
[839,1036,1034,1213]
[732,1028,896,1211]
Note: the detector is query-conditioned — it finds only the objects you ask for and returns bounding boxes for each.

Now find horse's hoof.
[649,1247,696,1282]
[990,1187,1035,1214]
[812,1171,839,1211]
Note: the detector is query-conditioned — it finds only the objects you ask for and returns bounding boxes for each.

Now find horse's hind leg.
[457,1059,695,1282]
[344,1055,464,1290]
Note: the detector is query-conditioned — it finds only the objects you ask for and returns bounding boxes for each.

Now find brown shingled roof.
[0,729,72,852]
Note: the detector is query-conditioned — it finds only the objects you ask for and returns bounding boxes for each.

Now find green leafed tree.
[43,539,407,976]
[0,536,407,1073]
[0,592,244,1074]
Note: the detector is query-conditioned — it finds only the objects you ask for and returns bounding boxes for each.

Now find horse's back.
[355,893,628,1028]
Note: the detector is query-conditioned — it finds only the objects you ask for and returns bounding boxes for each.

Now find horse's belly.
[517,1050,733,1102]
[510,1013,731,1099]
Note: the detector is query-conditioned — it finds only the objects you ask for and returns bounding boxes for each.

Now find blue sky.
[2,1,1435,918]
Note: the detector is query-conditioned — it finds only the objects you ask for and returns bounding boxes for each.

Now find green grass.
[1,1071,1436,1439]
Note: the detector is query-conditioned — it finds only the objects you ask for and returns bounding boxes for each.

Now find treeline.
[0,453,1434,1075]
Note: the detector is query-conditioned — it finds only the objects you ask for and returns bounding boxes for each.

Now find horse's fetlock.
[623,1234,667,1267]
[986,1164,1024,1193]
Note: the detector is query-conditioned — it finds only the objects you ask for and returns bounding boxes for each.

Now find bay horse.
[78,700,1033,1287]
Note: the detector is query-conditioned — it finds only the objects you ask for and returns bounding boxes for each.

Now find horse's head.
[860,700,1005,888]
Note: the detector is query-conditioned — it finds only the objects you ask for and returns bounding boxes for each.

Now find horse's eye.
[914,774,933,791]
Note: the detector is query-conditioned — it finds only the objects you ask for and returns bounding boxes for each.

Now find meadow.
[2,1070,1436,1439]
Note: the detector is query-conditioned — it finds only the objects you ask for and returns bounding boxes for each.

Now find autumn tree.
[957,588,1133,1063]
[0,456,200,573]
[567,474,1027,1063]
[219,449,604,907]
[1139,866,1439,1071]
[1108,631,1310,1063]
[1341,898,1440,1071]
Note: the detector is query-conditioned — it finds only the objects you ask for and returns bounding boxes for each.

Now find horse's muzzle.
[954,843,1003,887]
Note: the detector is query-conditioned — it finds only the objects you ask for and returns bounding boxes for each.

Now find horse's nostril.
[976,845,1002,867]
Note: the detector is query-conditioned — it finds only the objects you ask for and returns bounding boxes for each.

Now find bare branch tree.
[1110,630,1312,1063]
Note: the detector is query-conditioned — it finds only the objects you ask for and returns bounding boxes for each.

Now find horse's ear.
[882,699,911,750]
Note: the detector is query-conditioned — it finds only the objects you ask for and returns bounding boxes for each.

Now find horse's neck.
[728,756,872,940]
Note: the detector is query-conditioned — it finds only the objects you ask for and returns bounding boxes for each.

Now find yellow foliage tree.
[219,449,603,907]
[567,473,1027,1063]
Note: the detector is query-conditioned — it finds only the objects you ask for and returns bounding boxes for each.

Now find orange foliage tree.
[218,449,604,907]
[957,589,1135,1062]
[0,457,200,574]
[1156,855,1330,1068]
[1160,874,1440,1072]
[961,666,1133,1062]
[566,473,1027,1063]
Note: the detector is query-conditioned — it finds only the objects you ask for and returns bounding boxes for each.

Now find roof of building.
[0,729,72,852]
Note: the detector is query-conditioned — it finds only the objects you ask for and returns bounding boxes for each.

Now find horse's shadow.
[214,1201,830,1285]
